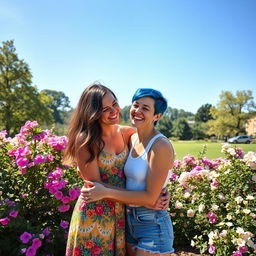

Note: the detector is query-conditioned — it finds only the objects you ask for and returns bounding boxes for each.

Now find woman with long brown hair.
[64,84,168,256]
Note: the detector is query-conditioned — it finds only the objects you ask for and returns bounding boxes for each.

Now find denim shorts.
[126,206,174,254]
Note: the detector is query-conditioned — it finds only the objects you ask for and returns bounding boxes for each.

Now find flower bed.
[168,145,256,255]
[0,121,255,256]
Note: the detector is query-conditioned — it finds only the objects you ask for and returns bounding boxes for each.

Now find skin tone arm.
[84,137,174,208]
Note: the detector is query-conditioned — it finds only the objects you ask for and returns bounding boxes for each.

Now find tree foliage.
[172,118,192,140]
[156,115,173,138]
[0,40,53,134]
[42,89,71,124]
[207,90,256,137]
[195,103,213,122]
[166,107,194,121]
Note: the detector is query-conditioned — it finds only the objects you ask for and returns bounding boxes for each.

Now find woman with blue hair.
[83,88,175,255]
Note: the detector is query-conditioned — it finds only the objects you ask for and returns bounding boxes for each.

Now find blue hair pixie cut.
[132,88,168,114]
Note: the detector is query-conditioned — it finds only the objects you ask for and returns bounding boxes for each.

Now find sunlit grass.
[172,141,256,160]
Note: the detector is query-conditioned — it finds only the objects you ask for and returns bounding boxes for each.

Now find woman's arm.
[85,138,174,208]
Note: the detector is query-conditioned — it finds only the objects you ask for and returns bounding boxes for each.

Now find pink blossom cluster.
[46,135,68,151]
[207,212,217,223]
[232,246,248,256]
[181,154,197,169]
[44,167,80,212]
[20,121,39,136]
[0,199,19,226]
[20,231,45,256]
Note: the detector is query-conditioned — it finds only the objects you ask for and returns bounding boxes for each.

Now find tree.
[165,107,194,121]
[195,103,213,122]
[172,118,192,140]
[42,89,71,124]
[191,122,208,140]
[156,115,173,138]
[0,40,53,134]
[207,90,256,137]
[120,105,131,125]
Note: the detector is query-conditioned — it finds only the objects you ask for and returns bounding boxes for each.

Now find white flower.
[187,209,195,217]
[218,193,225,200]
[178,172,190,185]
[236,227,245,234]
[247,240,256,249]
[191,240,195,247]
[235,196,243,204]
[226,222,233,227]
[227,147,236,156]
[198,203,205,213]
[224,169,232,174]
[226,214,232,220]
[243,209,251,214]
[220,230,227,237]
[183,192,190,198]
[212,204,219,211]
[175,201,183,209]
[221,143,230,152]
[246,195,254,200]
[236,238,246,246]
[243,200,248,205]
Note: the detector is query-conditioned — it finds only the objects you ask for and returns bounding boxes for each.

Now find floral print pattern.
[66,148,128,256]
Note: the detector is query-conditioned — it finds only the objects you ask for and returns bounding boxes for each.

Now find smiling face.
[130,97,162,128]
[99,91,121,125]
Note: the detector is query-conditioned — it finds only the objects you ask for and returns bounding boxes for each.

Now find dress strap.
[144,134,164,153]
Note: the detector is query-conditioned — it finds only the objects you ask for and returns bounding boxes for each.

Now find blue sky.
[1,0,255,113]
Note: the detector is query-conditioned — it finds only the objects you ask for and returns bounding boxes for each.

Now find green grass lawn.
[172,141,256,160]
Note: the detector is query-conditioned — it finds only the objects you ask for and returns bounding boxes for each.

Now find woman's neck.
[136,126,158,143]
[101,123,118,137]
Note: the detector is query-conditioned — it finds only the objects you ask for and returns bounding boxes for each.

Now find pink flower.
[20,232,32,243]
[42,227,50,236]
[33,154,46,165]
[16,157,29,167]
[208,245,216,254]
[211,180,219,189]
[232,251,242,256]
[20,121,38,135]
[239,246,247,253]
[54,191,63,200]
[62,196,71,204]
[47,154,54,161]
[21,248,27,254]
[32,238,42,249]
[9,210,19,218]
[68,189,79,200]
[25,245,36,256]
[19,168,26,175]
[0,130,7,139]
[57,204,70,212]
[0,217,10,225]
[60,220,69,229]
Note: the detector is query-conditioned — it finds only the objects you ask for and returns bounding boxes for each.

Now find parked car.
[227,135,252,144]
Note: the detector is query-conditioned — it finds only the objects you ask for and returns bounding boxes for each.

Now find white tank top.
[124,133,171,192]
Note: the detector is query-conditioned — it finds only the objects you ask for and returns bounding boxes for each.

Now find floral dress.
[66,147,128,256]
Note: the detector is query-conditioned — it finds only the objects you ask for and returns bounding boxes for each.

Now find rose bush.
[168,144,256,255]
[0,121,83,256]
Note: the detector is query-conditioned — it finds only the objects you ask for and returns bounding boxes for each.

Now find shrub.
[168,144,256,255]
[0,121,83,256]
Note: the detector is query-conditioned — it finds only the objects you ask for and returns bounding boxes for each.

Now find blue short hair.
[132,88,168,114]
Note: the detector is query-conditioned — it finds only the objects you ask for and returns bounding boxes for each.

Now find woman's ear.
[154,113,162,122]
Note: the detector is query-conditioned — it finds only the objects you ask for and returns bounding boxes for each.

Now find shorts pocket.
[136,212,157,224]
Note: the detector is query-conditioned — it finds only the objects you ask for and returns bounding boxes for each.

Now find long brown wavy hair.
[63,83,117,165]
